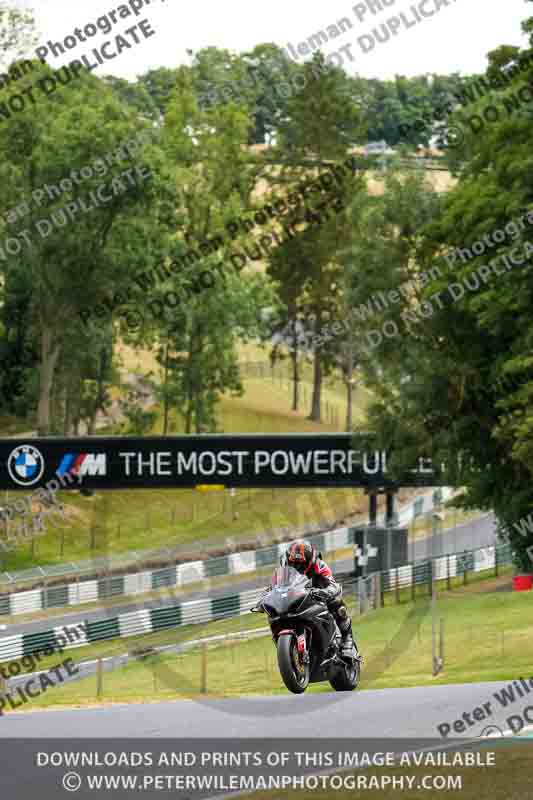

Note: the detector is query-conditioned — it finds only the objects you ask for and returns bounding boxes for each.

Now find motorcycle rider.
[279,539,358,659]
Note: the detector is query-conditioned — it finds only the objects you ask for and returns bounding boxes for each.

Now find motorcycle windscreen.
[270,565,311,589]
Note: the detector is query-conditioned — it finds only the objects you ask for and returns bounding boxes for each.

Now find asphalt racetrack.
[0,680,525,739]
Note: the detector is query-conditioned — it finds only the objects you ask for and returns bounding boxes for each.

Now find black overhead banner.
[0,434,446,491]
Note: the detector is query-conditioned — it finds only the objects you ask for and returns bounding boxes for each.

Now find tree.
[355,9,533,571]
[143,67,277,433]
[0,252,38,417]
[120,388,157,435]
[270,53,365,422]
[103,75,158,120]
[268,235,315,413]
[241,44,307,145]
[0,62,177,434]
[189,44,302,145]
[0,5,39,420]
[54,325,117,435]
[137,66,180,117]
[0,3,38,71]
[151,270,274,433]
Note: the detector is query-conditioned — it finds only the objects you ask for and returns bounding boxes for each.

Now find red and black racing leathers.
[305,557,352,636]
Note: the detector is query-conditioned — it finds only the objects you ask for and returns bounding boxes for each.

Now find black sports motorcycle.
[252,565,361,694]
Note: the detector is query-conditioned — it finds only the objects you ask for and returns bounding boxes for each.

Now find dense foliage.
[1,3,533,568]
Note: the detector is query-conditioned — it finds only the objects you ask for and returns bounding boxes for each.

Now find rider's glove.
[310,588,329,604]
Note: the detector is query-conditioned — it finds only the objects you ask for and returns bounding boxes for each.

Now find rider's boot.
[340,624,357,659]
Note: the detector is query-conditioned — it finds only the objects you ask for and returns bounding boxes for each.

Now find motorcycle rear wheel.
[328,657,360,692]
[277,635,310,694]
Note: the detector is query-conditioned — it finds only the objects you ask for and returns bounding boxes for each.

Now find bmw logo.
[7,445,45,487]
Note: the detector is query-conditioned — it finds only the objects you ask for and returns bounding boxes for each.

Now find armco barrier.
[0,495,486,619]
[0,486,452,599]
[0,526,350,617]
[0,620,88,664]
[0,542,514,664]
[0,589,262,663]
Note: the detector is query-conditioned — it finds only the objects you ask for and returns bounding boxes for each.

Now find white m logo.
[78,454,107,476]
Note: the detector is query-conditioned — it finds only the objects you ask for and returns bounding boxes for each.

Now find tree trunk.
[37,326,60,436]
[71,377,83,435]
[346,380,354,432]
[162,340,170,436]
[50,377,61,435]
[184,330,197,435]
[87,411,98,436]
[309,349,322,421]
[63,384,72,436]
[344,341,355,432]
[291,324,300,412]
[95,348,109,421]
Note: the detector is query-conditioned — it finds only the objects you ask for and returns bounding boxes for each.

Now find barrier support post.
[96,658,103,699]
[201,643,208,694]
[395,567,400,604]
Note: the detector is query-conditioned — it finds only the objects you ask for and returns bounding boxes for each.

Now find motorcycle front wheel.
[277,634,310,694]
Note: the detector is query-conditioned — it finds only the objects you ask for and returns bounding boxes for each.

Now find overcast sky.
[24,0,531,81]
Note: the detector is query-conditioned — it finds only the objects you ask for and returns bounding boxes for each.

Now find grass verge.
[235,744,533,800]
[0,485,363,572]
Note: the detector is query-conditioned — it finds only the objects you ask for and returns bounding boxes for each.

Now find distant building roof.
[364,140,388,153]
